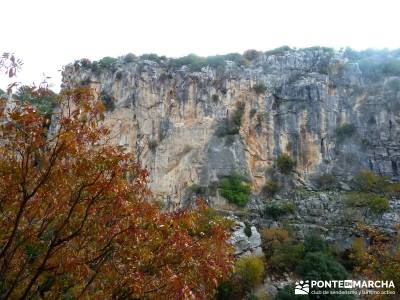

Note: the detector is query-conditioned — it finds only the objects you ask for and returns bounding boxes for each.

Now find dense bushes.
[276,154,296,174]
[264,201,296,220]
[100,90,115,112]
[342,48,400,81]
[14,86,58,120]
[139,53,165,63]
[315,173,338,190]
[261,228,352,299]
[170,54,227,71]
[148,139,158,151]
[253,83,267,94]
[264,46,292,56]
[382,59,400,76]
[235,256,265,289]
[260,227,304,274]
[387,182,400,197]
[351,170,388,192]
[296,251,349,281]
[231,102,245,130]
[216,102,245,137]
[343,170,393,214]
[98,56,117,68]
[262,180,280,196]
[219,172,251,207]
[216,255,265,300]
[123,53,136,63]
[345,192,389,213]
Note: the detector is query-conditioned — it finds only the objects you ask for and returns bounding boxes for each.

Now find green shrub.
[219,172,251,207]
[302,46,335,55]
[262,180,280,196]
[244,222,252,237]
[296,251,348,281]
[268,241,305,273]
[188,184,205,195]
[264,201,296,220]
[216,102,245,137]
[358,59,385,82]
[100,91,115,112]
[335,123,356,143]
[170,54,202,70]
[204,55,227,69]
[315,174,338,190]
[232,102,245,128]
[148,139,158,151]
[345,192,389,214]
[14,86,58,120]
[304,233,327,253]
[264,46,292,56]
[216,281,236,300]
[276,154,296,174]
[243,49,261,61]
[235,256,265,291]
[79,58,92,68]
[253,83,267,94]
[352,170,388,193]
[123,53,136,63]
[222,53,243,64]
[216,255,266,300]
[115,71,123,80]
[98,56,117,68]
[212,94,220,102]
[79,78,91,86]
[170,54,227,71]
[382,59,400,76]
[140,53,163,63]
[387,182,400,197]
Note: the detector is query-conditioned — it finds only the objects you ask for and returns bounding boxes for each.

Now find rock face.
[230,221,263,256]
[63,48,400,245]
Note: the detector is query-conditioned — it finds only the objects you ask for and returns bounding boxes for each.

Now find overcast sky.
[1,0,399,91]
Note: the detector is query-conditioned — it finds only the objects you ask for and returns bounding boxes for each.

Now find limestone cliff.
[62,47,400,245]
[63,49,399,197]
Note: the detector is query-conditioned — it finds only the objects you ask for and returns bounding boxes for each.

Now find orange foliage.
[350,225,400,299]
[0,87,234,299]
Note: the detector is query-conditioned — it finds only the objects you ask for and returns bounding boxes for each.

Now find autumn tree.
[0,86,234,299]
[349,225,400,299]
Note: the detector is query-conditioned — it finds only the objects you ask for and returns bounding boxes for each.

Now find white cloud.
[1,0,399,91]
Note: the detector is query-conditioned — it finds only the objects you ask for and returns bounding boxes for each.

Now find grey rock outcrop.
[230,221,263,256]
